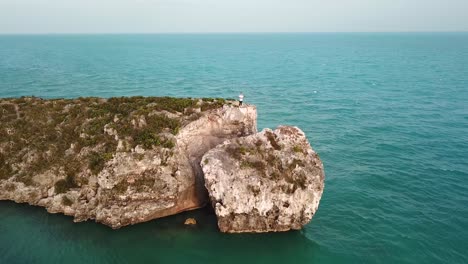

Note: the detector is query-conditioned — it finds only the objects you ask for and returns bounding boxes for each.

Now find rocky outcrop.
[1,96,325,233]
[0,97,256,229]
[201,126,324,233]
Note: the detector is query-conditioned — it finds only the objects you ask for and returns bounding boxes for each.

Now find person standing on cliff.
[239,92,244,107]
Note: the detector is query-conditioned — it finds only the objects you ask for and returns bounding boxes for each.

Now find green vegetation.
[255,139,263,147]
[146,114,181,134]
[225,136,308,193]
[134,175,156,192]
[247,185,261,196]
[240,160,266,173]
[54,174,78,194]
[282,159,308,191]
[132,129,175,150]
[112,179,129,194]
[88,152,113,175]
[133,130,162,149]
[61,195,73,206]
[5,183,16,192]
[16,173,34,186]
[201,100,224,111]
[0,96,228,185]
[239,146,248,155]
[265,131,281,150]
[226,145,244,160]
[0,154,13,180]
[0,104,17,122]
[112,174,155,195]
[293,145,303,153]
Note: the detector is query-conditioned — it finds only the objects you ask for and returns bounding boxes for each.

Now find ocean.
[0,33,467,263]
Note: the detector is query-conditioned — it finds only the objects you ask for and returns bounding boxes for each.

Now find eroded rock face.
[201,126,324,233]
[0,97,256,229]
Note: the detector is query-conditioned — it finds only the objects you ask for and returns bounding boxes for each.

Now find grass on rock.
[0,96,227,187]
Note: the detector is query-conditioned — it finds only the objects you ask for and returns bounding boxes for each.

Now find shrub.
[296,174,307,190]
[241,160,266,174]
[0,96,210,190]
[88,151,113,175]
[255,139,263,148]
[5,183,16,192]
[184,107,196,115]
[54,180,69,194]
[226,145,243,160]
[16,174,34,186]
[146,114,180,135]
[288,159,304,170]
[249,160,266,173]
[153,97,196,113]
[162,139,175,149]
[240,160,250,169]
[265,131,281,150]
[112,180,129,194]
[270,171,280,180]
[266,154,277,166]
[65,161,80,179]
[61,195,73,206]
[0,154,13,180]
[84,117,111,135]
[247,185,261,196]
[239,146,248,155]
[293,145,303,153]
[134,176,155,192]
[201,101,224,112]
[54,174,78,194]
[215,98,226,104]
[134,129,161,149]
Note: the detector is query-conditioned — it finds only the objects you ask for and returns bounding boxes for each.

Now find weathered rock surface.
[1,97,325,233]
[201,126,324,233]
[0,97,256,229]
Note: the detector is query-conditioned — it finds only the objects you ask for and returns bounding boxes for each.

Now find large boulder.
[201,126,324,233]
[0,97,257,229]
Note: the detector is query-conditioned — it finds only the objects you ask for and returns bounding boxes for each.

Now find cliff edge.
[1,96,324,232]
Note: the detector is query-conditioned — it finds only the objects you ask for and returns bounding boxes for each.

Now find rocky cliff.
[0,97,256,229]
[201,126,325,233]
[1,96,324,232]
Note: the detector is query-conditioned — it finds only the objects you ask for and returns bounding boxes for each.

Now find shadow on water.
[0,201,329,264]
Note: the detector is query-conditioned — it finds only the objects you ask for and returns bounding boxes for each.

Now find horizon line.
[1,31,467,36]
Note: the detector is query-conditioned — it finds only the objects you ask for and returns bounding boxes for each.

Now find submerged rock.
[184,218,197,225]
[0,97,256,229]
[201,126,324,233]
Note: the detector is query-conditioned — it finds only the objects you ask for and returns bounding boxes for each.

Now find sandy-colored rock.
[184,218,197,225]
[201,126,325,233]
[1,97,326,233]
[0,97,256,229]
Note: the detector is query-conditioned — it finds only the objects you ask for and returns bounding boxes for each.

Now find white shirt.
[239,94,244,101]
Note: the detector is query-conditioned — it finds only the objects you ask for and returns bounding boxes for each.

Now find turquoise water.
[1,33,467,263]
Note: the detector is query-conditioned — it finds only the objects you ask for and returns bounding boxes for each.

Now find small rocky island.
[0,96,324,233]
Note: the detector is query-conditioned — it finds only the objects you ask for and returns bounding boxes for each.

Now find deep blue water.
[1,33,467,263]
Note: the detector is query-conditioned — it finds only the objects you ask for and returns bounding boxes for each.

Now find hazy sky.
[1,0,467,33]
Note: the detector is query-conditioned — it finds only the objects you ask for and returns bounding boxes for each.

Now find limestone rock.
[184,218,197,225]
[0,97,256,229]
[201,126,324,233]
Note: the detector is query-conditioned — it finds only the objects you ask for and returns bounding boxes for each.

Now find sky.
[0,0,467,34]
